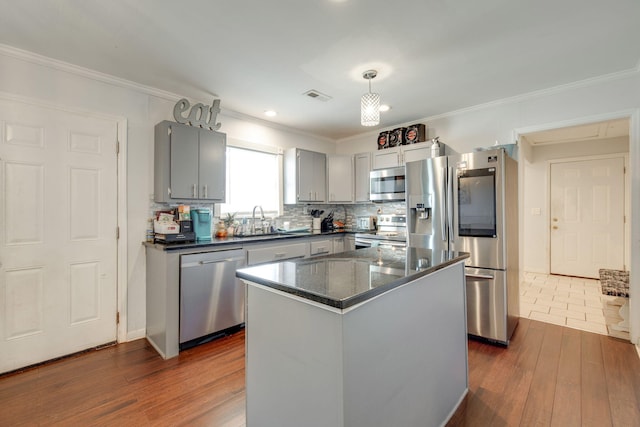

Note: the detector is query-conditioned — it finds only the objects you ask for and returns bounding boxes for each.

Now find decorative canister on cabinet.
[404,124,426,144]
[388,129,399,147]
[377,131,390,150]
[391,127,406,146]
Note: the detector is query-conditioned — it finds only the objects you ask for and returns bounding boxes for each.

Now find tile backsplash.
[148,201,407,234]
[280,202,406,230]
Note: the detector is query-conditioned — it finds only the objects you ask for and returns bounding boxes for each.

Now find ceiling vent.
[303,89,332,102]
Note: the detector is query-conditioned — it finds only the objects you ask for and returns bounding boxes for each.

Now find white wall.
[337,70,640,345]
[0,46,336,340]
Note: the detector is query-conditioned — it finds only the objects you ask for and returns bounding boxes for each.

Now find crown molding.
[0,43,334,142]
[427,67,640,122]
[337,66,640,144]
[0,43,184,102]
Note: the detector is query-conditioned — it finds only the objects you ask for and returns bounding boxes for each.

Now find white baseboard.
[125,329,146,342]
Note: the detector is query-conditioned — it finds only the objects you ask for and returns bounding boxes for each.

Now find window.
[219,145,282,218]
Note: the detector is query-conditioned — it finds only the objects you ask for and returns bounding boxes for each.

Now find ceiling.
[0,0,638,140]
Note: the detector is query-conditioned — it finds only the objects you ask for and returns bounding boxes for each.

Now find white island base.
[242,261,468,427]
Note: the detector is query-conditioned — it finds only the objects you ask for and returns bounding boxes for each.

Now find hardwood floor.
[1,319,639,426]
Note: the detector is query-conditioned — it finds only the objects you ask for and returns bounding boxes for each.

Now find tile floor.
[520,272,630,340]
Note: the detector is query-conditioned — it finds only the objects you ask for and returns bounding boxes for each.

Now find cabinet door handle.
[274,253,287,258]
[203,185,208,199]
[192,184,197,198]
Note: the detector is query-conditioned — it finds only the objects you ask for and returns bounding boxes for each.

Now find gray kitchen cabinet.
[246,241,307,266]
[284,148,326,204]
[345,235,356,252]
[327,155,354,203]
[372,142,430,169]
[354,152,371,202]
[309,239,333,257]
[154,120,226,203]
[332,236,345,254]
[402,143,431,164]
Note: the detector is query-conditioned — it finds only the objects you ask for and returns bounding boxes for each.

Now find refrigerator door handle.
[447,166,454,242]
[441,166,447,241]
[465,273,494,280]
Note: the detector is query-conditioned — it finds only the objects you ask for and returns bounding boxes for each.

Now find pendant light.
[361,70,380,126]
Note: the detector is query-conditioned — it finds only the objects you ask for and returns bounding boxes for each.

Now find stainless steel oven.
[355,214,407,249]
[369,167,406,202]
[354,234,407,249]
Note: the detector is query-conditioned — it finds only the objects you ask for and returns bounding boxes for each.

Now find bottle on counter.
[146,218,155,242]
[215,221,227,238]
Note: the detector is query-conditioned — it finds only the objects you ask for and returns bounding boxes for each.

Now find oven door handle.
[355,239,406,248]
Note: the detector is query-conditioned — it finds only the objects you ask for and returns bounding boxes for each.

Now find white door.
[550,157,625,278]
[0,99,118,373]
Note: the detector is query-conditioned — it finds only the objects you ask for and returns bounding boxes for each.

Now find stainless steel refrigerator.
[406,148,519,344]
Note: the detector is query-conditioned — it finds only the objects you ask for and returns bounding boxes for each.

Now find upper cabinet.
[372,142,431,170]
[154,121,226,203]
[327,155,354,203]
[284,148,326,204]
[354,152,371,203]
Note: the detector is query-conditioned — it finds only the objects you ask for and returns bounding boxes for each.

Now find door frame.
[547,153,629,275]
[0,91,129,344]
[514,108,640,346]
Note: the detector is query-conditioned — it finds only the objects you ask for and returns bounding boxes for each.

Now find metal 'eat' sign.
[173,98,221,130]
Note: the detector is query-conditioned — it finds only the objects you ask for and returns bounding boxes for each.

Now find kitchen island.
[236,247,470,427]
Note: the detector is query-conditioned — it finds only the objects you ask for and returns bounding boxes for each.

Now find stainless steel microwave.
[369,166,406,202]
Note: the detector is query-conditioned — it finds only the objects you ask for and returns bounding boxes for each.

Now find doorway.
[0,98,120,373]
[518,118,630,338]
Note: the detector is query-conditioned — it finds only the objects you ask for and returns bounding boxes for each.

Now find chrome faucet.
[252,205,265,234]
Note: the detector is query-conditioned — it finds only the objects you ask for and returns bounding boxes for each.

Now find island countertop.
[236,247,469,309]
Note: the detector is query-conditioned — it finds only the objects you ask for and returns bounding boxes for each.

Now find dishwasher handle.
[199,257,243,264]
[181,249,245,268]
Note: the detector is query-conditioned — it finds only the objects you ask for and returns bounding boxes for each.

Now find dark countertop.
[143,229,356,251]
[236,247,470,309]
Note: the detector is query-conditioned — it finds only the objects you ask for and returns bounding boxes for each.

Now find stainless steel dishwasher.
[180,248,246,347]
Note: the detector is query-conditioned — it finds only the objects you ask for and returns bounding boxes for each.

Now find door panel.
[170,124,198,199]
[550,157,624,278]
[0,99,118,373]
[198,129,225,200]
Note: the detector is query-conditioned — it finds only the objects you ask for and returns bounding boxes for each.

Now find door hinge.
[116,226,120,239]
[116,312,120,324]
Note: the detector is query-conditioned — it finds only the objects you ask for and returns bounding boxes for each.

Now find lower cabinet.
[310,239,333,257]
[333,236,345,254]
[246,241,307,266]
[344,235,356,252]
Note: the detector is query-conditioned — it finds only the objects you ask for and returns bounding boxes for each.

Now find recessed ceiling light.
[379,104,391,112]
[264,110,277,117]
